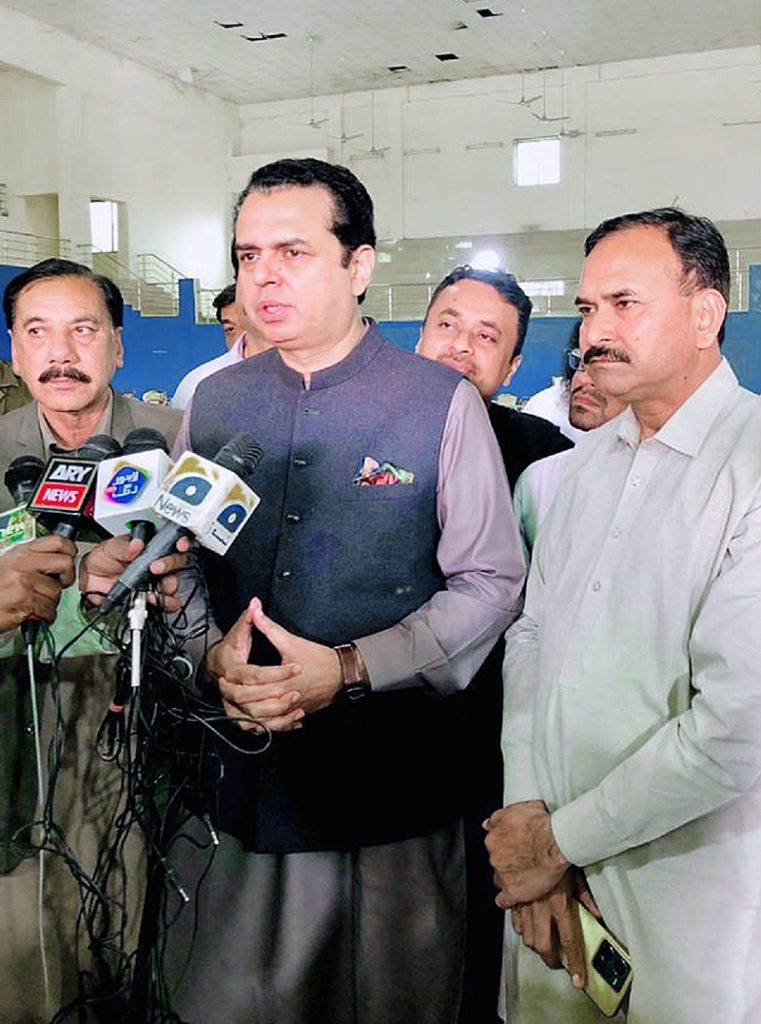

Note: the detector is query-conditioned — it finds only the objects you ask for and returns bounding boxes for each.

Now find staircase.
[0,230,185,319]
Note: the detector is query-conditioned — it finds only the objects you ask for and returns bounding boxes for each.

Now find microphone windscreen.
[78,434,122,461]
[4,455,45,505]
[214,434,264,478]
[122,427,169,455]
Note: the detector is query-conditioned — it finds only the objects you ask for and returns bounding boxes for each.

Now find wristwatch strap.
[335,642,371,702]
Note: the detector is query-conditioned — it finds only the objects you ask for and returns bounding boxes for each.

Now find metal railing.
[0,229,72,265]
[135,252,183,286]
[366,251,760,321]
[364,279,583,320]
[195,286,219,324]
[2,231,759,324]
[75,245,178,317]
[0,232,180,317]
[131,252,182,317]
[730,247,761,312]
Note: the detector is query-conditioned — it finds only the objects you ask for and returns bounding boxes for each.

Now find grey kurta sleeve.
[551,496,761,867]
[355,379,525,696]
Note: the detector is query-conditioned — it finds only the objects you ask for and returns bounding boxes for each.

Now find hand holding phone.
[566,900,633,1018]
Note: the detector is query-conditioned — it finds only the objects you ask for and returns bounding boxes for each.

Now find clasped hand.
[484,800,601,988]
[484,799,569,907]
[206,597,343,733]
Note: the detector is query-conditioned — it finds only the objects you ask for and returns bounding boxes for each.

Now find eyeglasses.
[566,347,583,371]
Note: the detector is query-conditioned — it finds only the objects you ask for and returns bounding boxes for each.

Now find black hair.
[231,158,376,302]
[212,284,238,323]
[585,207,729,345]
[424,265,533,357]
[3,258,124,330]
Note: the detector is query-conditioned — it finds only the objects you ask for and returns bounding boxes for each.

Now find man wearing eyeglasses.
[513,329,628,558]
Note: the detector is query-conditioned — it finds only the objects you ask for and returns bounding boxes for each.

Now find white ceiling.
[3,0,761,104]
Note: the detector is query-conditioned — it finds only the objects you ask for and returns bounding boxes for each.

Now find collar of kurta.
[269,320,383,392]
[229,333,247,361]
[615,357,738,457]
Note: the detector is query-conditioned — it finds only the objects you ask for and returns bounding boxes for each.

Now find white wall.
[237,46,761,242]
[0,6,236,286]
[1,4,758,291]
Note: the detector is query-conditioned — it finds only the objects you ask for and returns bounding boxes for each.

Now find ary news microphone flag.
[20,435,121,645]
[94,427,173,542]
[99,434,264,614]
[27,434,122,540]
[0,456,45,553]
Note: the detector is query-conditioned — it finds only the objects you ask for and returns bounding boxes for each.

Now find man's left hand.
[510,868,600,988]
[79,535,189,612]
[250,597,343,716]
[483,799,569,907]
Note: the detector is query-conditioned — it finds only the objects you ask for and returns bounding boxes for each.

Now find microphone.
[94,427,173,544]
[99,434,264,614]
[27,434,122,540]
[21,435,121,645]
[0,456,45,553]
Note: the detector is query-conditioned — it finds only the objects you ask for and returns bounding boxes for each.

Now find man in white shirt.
[170,283,269,409]
[485,208,761,1022]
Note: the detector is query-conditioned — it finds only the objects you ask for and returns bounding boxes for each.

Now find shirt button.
[292,456,308,468]
[591,579,602,592]
[277,569,293,580]
[611,527,621,538]
[285,512,301,524]
[631,475,642,487]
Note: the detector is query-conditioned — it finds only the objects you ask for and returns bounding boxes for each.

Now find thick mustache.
[38,366,92,384]
[584,345,630,365]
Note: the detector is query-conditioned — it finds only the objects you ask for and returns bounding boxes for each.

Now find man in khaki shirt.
[0,356,31,414]
[0,257,183,1023]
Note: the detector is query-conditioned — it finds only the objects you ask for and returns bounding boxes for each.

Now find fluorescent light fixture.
[594,128,638,138]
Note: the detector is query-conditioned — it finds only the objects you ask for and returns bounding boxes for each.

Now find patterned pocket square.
[353,456,414,486]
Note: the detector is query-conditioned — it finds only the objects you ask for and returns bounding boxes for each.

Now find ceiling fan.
[352,91,389,158]
[529,68,569,124]
[329,111,364,145]
[503,70,542,108]
[300,36,363,143]
[555,69,585,138]
[303,36,329,130]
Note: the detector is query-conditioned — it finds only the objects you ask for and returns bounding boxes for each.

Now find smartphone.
[569,900,633,1017]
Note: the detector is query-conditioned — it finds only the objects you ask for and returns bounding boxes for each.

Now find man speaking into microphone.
[163,158,525,1024]
[0,258,184,1022]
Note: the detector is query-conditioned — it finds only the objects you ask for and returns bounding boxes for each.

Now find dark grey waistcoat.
[189,325,467,852]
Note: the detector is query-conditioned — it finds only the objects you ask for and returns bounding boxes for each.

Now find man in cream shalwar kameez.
[486,209,761,1024]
